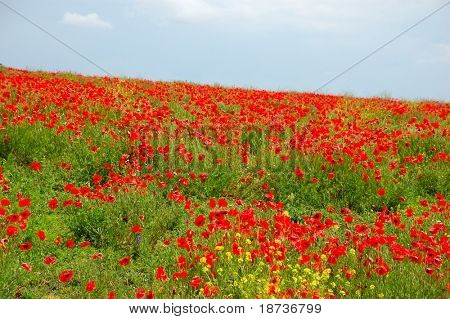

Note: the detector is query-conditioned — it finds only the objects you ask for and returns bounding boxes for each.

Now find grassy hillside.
[0,67,448,298]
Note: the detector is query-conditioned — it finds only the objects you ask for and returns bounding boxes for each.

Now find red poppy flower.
[21,262,32,271]
[136,288,145,299]
[86,281,96,292]
[59,270,74,283]
[20,210,31,220]
[199,173,207,182]
[92,174,102,184]
[191,276,203,289]
[79,241,91,248]
[118,256,130,266]
[62,199,73,207]
[344,215,354,223]
[92,253,103,260]
[202,283,219,297]
[155,266,168,281]
[48,198,58,209]
[194,215,206,227]
[265,192,274,200]
[130,224,143,233]
[172,271,188,279]
[1,199,10,206]
[44,256,57,265]
[107,291,116,299]
[298,254,311,265]
[30,161,42,171]
[377,189,385,196]
[420,200,428,207]
[19,242,32,251]
[177,237,190,250]
[375,267,389,276]
[35,231,46,241]
[294,167,305,179]
[66,239,75,248]
[19,198,31,208]
[217,198,228,207]
[7,214,19,223]
[6,225,18,237]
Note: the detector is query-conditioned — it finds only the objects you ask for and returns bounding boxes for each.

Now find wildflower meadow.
[0,66,448,299]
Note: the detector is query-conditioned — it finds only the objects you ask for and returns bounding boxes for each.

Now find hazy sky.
[1,0,449,101]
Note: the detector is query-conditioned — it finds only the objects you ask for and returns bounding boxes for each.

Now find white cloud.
[62,12,112,29]
[134,0,444,30]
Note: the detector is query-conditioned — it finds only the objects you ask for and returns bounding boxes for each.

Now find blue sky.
[1,0,449,101]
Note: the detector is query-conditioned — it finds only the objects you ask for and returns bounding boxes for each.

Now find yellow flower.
[370,284,375,290]
[200,257,207,263]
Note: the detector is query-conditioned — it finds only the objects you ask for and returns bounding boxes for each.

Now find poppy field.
[0,66,448,299]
